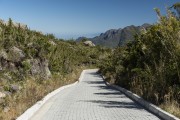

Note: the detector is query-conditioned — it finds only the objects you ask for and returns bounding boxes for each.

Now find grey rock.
[1,58,8,69]
[8,62,16,71]
[10,84,21,92]
[0,50,8,70]
[30,59,41,75]
[3,91,12,96]
[41,59,51,79]
[83,41,95,47]
[8,46,25,62]
[29,59,51,79]
[0,49,8,60]
[0,92,6,98]
[3,107,10,113]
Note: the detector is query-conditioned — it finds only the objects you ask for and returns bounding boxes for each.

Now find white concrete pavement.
[30,69,161,120]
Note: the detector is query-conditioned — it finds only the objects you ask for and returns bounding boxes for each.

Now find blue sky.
[0,0,179,39]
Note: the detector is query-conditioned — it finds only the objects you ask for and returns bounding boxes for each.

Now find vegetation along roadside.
[99,3,180,118]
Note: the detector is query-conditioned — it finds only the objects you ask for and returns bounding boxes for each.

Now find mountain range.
[77,23,151,48]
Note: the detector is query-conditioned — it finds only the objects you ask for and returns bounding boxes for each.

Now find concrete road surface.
[30,69,161,120]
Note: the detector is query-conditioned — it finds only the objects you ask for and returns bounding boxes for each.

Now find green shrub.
[99,4,180,105]
[22,60,31,71]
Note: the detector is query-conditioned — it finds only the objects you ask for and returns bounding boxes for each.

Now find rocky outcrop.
[0,46,51,79]
[29,59,51,79]
[8,46,25,62]
[0,48,24,72]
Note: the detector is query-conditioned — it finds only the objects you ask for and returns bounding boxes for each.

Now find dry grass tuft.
[160,100,180,118]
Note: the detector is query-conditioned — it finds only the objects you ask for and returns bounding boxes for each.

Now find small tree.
[8,18,13,27]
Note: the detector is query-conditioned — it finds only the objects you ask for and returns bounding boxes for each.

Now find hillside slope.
[0,18,109,120]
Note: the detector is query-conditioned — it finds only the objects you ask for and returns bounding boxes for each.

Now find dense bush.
[99,5,180,106]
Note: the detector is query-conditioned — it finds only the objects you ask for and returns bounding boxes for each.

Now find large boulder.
[8,46,25,62]
[29,59,51,79]
[83,41,95,47]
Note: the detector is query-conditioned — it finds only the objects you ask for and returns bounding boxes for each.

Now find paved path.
[30,69,161,120]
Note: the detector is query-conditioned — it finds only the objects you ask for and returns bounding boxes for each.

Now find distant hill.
[77,23,151,48]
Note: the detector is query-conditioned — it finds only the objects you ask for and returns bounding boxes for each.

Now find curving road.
[30,69,161,120]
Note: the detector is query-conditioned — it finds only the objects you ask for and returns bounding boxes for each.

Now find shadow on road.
[81,100,143,109]
[80,73,145,110]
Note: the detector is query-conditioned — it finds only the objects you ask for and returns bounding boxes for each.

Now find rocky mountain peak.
[77,23,151,48]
